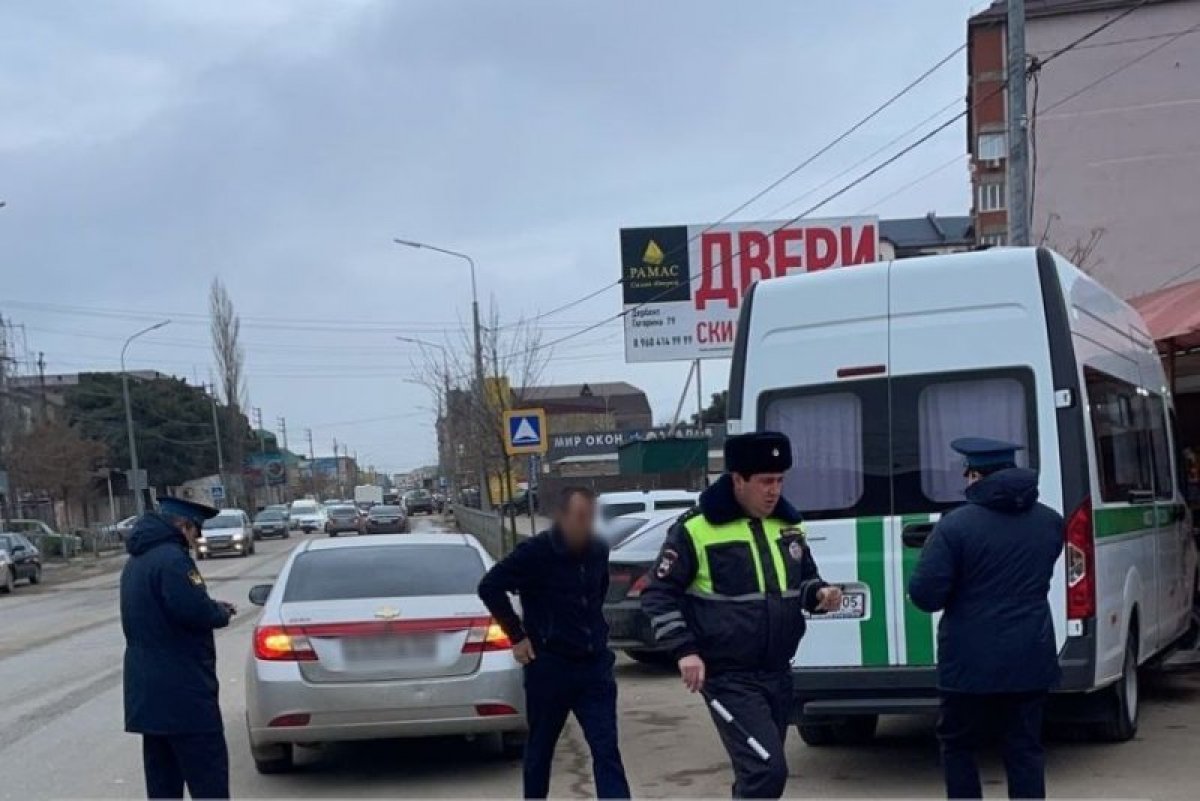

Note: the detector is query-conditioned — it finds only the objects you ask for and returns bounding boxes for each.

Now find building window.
[977,181,1006,212]
[981,231,1007,247]
[977,132,1007,161]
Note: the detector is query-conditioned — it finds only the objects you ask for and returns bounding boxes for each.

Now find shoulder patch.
[187,568,205,587]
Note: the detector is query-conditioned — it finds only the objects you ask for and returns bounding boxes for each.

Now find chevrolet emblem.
[374,606,400,620]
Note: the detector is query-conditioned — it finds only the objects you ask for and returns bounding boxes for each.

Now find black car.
[602,515,678,665]
[404,490,434,516]
[500,488,538,516]
[325,505,362,537]
[363,505,409,534]
[0,532,43,592]
[252,509,291,540]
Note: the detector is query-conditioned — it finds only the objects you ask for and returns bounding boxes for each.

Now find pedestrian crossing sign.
[504,408,547,456]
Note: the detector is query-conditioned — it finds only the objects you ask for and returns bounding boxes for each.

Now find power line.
[1036,0,1153,68]
[522,42,967,325]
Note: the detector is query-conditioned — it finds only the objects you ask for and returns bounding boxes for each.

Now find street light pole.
[121,319,170,515]
[396,335,455,496]
[393,238,489,509]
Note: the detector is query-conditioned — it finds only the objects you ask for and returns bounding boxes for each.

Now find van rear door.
[749,263,897,668]
[887,250,1066,667]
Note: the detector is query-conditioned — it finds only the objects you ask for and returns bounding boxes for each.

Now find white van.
[727,247,1197,744]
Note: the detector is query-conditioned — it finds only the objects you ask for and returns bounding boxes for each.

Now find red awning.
[1130,277,1200,352]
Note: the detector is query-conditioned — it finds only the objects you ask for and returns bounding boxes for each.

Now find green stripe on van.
[900,514,936,666]
[855,517,889,667]
[1094,505,1174,539]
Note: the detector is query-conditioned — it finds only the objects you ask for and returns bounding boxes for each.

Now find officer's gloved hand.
[218,601,237,617]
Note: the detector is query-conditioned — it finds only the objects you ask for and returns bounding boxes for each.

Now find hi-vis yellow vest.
[683,513,801,597]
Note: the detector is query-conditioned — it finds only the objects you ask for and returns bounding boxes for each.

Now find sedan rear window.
[284,544,485,601]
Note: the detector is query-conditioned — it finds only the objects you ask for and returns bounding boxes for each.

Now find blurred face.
[556,492,595,550]
[175,518,200,547]
[965,469,984,487]
[732,472,785,519]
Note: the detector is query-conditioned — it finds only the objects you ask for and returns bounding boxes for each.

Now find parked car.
[500,488,537,516]
[594,490,698,525]
[601,513,679,664]
[325,505,363,537]
[197,509,255,559]
[0,532,43,592]
[253,509,291,540]
[288,500,327,533]
[244,532,525,773]
[0,519,82,557]
[403,490,435,516]
[363,505,408,534]
[597,509,681,549]
[100,515,139,542]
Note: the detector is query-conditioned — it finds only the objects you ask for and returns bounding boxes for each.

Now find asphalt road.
[2,517,1200,798]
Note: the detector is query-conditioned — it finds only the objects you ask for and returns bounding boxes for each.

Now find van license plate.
[805,591,866,620]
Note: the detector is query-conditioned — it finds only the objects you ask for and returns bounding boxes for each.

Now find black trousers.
[522,651,630,799]
[141,732,230,799]
[937,691,1047,800]
[705,670,792,799]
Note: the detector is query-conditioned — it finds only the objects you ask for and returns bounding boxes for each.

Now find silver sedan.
[244,532,526,773]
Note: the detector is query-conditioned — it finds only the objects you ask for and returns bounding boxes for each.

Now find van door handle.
[902,522,935,548]
[1127,489,1155,505]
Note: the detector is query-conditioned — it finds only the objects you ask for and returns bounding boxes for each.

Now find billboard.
[620,217,879,362]
[243,453,287,487]
[547,424,726,461]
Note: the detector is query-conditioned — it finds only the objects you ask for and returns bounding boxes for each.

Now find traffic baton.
[702,690,771,762]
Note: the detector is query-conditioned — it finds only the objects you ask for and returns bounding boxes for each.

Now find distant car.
[363,505,408,534]
[403,490,435,516]
[243,533,526,773]
[500,488,537,516]
[101,515,139,542]
[253,509,291,540]
[1,519,82,557]
[0,532,43,593]
[325,505,363,537]
[288,500,327,533]
[602,514,679,664]
[197,509,255,559]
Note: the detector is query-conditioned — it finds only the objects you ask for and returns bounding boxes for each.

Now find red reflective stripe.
[293,616,491,637]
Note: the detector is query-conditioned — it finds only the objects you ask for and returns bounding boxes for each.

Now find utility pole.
[253,406,266,452]
[1006,0,1031,246]
[305,428,315,498]
[121,320,170,515]
[36,351,46,421]
[277,416,289,452]
[333,438,342,498]
[208,383,225,479]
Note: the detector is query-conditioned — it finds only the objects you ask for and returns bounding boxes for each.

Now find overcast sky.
[1,0,981,474]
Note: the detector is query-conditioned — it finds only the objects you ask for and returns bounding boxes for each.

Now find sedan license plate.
[805,591,866,620]
[343,635,435,662]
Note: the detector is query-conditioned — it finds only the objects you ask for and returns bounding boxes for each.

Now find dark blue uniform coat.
[908,468,1065,693]
[121,513,231,734]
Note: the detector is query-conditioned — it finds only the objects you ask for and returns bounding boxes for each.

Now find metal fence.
[453,505,506,559]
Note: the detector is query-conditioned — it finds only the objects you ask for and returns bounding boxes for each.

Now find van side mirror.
[248,584,273,606]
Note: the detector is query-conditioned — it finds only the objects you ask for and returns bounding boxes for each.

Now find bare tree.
[1037,214,1106,276]
[9,418,106,529]
[210,278,247,504]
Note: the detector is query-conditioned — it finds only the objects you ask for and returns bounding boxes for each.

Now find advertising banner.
[243,453,287,487]
[620,217,879,362]
[547,424,726,461]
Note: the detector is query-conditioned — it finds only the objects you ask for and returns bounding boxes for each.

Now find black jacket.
[908,468,1065,693]
[640,475,828,675]
[477,527,611,661]
[120,513,231,734]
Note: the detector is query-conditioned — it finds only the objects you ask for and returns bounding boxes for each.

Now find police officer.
[908,438,1064,801]
[641,432,842,799]
[121,496,237,799]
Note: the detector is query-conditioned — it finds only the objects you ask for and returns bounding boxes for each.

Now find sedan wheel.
[1,568,14,595]
[28,565,42,586]
[251,742,294,774]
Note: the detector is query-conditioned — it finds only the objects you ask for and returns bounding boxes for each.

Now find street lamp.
[396,336,459,500]
[393,238,488,508]
[121,319,170,515]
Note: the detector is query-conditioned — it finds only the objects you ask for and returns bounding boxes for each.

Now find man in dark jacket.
[477,486,630,799]
[641,432,842,799]
[121,496,236,799]
[909,437,1065,801]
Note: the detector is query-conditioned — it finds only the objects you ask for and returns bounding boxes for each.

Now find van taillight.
[1065,496,1095,621]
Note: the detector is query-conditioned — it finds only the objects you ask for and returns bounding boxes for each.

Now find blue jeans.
[522,651,630,799]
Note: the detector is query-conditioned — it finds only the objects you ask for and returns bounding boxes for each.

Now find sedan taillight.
[626,573,651,599]
[254,625,318,661]
[462,619,512,653]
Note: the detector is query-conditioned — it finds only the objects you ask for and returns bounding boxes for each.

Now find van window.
[765,391,865,513]
[1085,367,1154,503]
[1146,393,1173,500]
[916,377,1030,503]
[601,502,645,520]
[654,500,697,511]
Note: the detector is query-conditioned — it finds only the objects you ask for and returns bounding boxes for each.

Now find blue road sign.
[503,408,547,456]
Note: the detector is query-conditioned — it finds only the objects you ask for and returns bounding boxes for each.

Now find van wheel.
[1095,631,1139,742]
[252,742,294,774]
[832,714,878,744]
[797,720,838,747]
